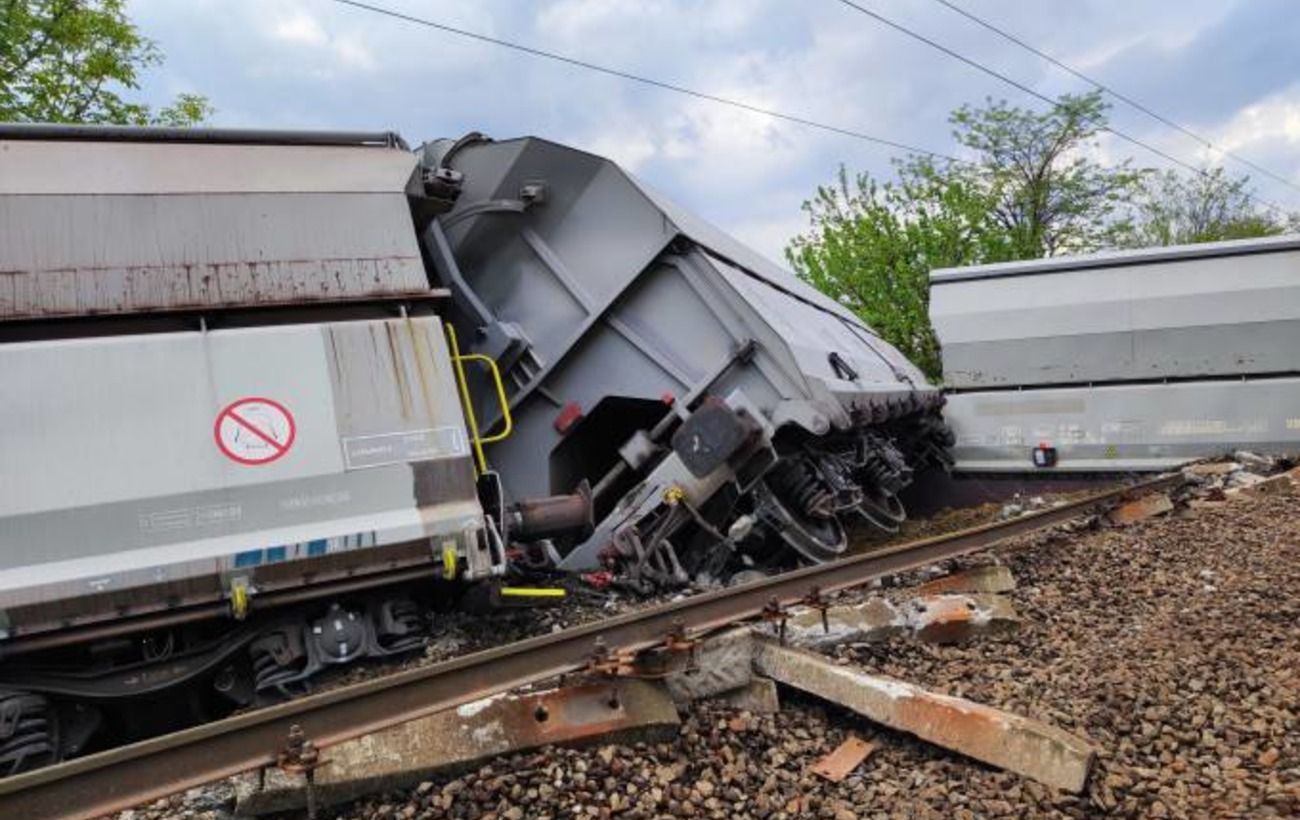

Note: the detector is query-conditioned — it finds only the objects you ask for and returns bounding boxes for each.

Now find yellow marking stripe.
[499,587,567,598]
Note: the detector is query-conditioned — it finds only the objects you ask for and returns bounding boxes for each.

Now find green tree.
[0,0,211,125]
[787,159,1004,379]
[950,92,1141,256]
[1122,167,1289,247]
[788,92,1140,380]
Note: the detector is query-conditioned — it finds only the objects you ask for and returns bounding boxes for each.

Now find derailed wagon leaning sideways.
[0,124,951,774]
[423,133,953,585]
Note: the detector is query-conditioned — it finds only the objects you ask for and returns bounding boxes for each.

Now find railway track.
[0,474,1181,820]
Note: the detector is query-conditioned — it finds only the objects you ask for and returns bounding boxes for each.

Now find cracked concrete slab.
[783,592,1016,648]
[753,639,1096,792]
[782,598,907,650]
[664,626,754,703]
[1108,493,1174,526]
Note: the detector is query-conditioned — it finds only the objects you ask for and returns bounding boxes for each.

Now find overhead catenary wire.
[830,0,1291,216]
[929,0,1300,199]
[330,0,962,163]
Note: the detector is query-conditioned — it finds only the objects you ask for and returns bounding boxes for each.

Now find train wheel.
[754,480,848,564]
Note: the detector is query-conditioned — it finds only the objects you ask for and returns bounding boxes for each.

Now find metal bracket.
[584,637,638,678]
[802,585,831,634]
[656,617,698,674]
[226,576,253,621]
[584,620,699,681]
[760,596,788,645]
[277,724,328,820]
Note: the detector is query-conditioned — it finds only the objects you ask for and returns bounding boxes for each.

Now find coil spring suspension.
[857,432,913,498]
[766,456,836,519]
[0,690,57,777]
[374,599,424,653]
[892,411,956,471]
[250,628,310,696]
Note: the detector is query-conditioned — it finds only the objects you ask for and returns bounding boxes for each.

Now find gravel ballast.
[122,485,1300,819]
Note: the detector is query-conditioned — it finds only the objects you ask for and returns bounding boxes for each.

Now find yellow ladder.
[445,323,514,474]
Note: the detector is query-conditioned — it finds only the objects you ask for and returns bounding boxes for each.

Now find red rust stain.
[893,691,1009,763]
[0,256,422,319]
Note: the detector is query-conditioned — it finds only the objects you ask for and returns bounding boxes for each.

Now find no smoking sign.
[214,397,296,466]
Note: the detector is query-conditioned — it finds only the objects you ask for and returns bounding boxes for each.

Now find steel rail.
[0,474,1180,820]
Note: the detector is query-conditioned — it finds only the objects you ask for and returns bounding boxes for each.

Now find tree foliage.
[788,91,1297,381]
[0,0,211,125]
[950,93,1141,256]
[1121,167,1292,247]
[787,160,1003,379]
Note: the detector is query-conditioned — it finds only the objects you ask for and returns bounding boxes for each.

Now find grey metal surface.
[428,136,935,500]
[0,123,404,146]
[0,136,428,321]
[930,233,1300,283]
[941,376,1300,472]
[0,316,486,634]
[930,234,1300,389]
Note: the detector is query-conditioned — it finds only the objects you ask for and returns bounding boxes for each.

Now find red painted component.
[553,401,584,435]
[580,571,614,590]
[1032,442,1058,468]
[660,391,676,406]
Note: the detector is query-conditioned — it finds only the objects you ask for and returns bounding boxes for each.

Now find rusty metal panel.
[0,138,427,320]
[232,680,679,814]
[811,735,875,782]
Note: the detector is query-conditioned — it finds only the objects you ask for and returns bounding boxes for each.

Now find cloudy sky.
[127,0,1300,263]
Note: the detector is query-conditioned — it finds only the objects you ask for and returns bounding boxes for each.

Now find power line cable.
[930,0,1300,198]
[830,0,1290,215]
[330,0,962,163]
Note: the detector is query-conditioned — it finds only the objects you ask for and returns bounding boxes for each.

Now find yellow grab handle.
[456,353,513,444]
[444,323,515,474]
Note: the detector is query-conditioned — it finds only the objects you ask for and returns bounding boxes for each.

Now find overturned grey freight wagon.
[422,134,953,583]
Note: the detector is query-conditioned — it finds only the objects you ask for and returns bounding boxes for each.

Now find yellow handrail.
[457,353,514,444]
[444,323,514,473]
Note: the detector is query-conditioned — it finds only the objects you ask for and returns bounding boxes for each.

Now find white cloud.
[581,122,658,172]
[730,210,811,269]
[536,0,757,43]
[271,9,328,46]
[1213,85,1300,155]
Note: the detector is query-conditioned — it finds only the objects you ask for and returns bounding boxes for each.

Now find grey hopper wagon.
[421,134,953,587]
[0,126,495,638]
[930,235,1300,472]
[0,125,588,774]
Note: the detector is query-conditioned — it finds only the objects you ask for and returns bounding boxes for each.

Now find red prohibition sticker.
[214,397,296,466]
